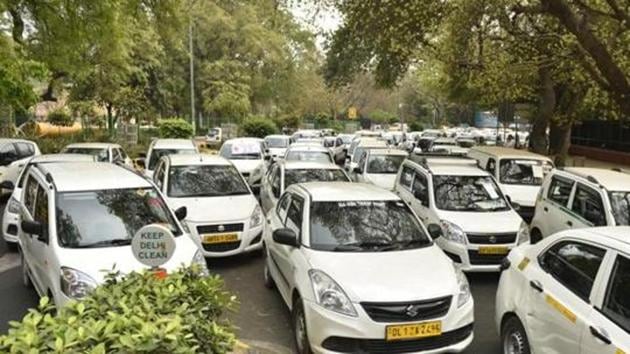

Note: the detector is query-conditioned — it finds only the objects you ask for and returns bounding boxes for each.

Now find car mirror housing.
[22,220,43,237]
[427,224,443,239]
[0,180,15,190]
[273,228,299,247]
[174,206,187,221]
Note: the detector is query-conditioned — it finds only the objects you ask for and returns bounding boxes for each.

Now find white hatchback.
[351,148,408,190]
[219,138,269,189]
[264,182,474,354]
[62,142,133,167]
[142,139,199,179]
[153,154,264,257]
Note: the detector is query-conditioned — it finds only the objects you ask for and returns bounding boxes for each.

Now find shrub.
[158,118,194,138]
[409,121,424,132]
[240,116,278,138]
[0,266,236,353]
[47,109,74,127]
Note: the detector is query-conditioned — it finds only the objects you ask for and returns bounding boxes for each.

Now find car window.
[276,194,291,221]
[485,158,496,176]
[433,175,509,212]
[34,184,48,241]
[336,138,343,146]
[608,191,630,226]
[399,166,415,190]
[539,241,606,301]
[271,166,281,198]
[285,196,304,238]
[412,172,429,205]
[14,143,35,159]
[571,184,606,226]
[547,175,574,206]
[153,162,165,189]
[148,148,196,169]
[601,255,630,333]
[0,143,18,165]
[112,148,122,162]
[23,175,38,215]
[119,148,128,160]
[367,154,405,174]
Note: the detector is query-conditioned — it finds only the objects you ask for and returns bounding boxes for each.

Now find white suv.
[530,167,630,243]
[153,154,264,257]
[18,162,204,306]
[263,182,474,354]
[394,155,526,272]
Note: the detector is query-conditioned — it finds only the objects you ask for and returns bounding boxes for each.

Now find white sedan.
[496,227,630,354]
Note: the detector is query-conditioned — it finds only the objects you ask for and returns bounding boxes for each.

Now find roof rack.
[407,153,476,171]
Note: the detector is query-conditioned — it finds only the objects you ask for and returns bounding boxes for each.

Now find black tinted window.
[602,255,630,333]
[24,175,38,215]
[399,166,414,190]
[548,176,574,206]
[34,185,48,240]
[286,197,303,237]
[168,165,249,197]
[540,241,606,301]
[571,185,606,226]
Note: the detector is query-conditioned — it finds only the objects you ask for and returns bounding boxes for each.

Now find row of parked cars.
[0,131,628,354]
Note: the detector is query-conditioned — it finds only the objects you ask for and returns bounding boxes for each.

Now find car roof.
[0,138,35,145]
[280,161,342,170]
[224,137,264,144]
[65,142,120,149]
[291,182,399,202]
[563,167,630,191]
[357,139,388,147]
[554,227,630,251]
[265,135,289,140]
[38,162,151,192]
[30,154,96,163]
[368,148,408,156]
[470,146,552,160]
[407,156,487,176]
[167,153,231,166]
[152,139,196,149]
[287,145,329,152]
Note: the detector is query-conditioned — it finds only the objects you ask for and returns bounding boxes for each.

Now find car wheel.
[21,252,32,288]
[502,316,531,354]
[263,247,275,289]
[292,297,312,354]
[530,228,542,244]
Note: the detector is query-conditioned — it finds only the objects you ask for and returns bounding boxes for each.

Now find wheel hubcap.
[295,309,307,352]
[504,330,525,354]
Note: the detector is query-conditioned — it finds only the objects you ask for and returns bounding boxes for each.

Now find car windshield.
[265,137,288,148]
[608,191,630,226]
[220,142,262,160]
[367,155,405,174]
[208,128,219,136]
[499,159,552,185]
[284,169,349,188]
[168,165,249,197]
[148,148,196,170]
[340,135,353,144]
[323,139,335,148]
[285,151,332,163]
[56,188,181,248]
[433,175,509,211]
[64,148,109,162]
[310,200,431,252]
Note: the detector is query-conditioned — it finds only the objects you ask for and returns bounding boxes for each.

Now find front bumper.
[305,298,474,354]
[191,221,264,258]
[437,239,516,272]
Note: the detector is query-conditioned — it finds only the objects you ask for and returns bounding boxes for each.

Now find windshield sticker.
[480,181,499,199]
[532,165,544,179]
[136,189,148,197]
[514,160,538,165]
[231,142,261,155]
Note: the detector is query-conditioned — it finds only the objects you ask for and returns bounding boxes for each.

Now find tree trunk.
[106,103,116,134]
[531,66,555,154]
[549,121,571,167]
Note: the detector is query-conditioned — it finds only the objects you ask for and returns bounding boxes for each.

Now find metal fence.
[571,120,630,153]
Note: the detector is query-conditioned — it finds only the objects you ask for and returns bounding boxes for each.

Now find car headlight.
[60,267,97,299]
[440,220,467,244]
[309,269,357,317]
[517,221,530,245]
[192,250,209,276]
[250,205,263,228]
[7,197,20,214]
[455,265,472,308]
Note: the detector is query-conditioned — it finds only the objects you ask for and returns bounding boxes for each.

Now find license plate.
[203,233,238,244]
[478,246,509,255]
[386,321,442,341]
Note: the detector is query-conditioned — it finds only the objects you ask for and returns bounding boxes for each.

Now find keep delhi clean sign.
[131,224,176,267]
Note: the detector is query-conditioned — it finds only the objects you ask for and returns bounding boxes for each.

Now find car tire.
[263,247,275,289]
[21,252,32,288]
[501,316,531,354]
[530,228,542,244]
[292,297,312,354]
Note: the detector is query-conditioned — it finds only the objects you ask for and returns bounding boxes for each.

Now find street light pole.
[188,15,196,134]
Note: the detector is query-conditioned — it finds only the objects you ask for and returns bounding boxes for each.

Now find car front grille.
[466,233,517,244]
[467,250,506,265]
[197,223,244,234]
[202,241,241,253]
[321,324,473,354]
[361,296,452,323]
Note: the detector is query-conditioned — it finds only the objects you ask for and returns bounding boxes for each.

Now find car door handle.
[529,280,544,293]
[543,207,548,212]
[566,221,573,227]
[589,326,611,345]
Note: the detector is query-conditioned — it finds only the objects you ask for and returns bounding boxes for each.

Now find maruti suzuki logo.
[218,225,225,232]
[405,305,419,317]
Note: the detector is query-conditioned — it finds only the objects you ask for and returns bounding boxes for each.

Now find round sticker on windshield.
[131,224,176,267]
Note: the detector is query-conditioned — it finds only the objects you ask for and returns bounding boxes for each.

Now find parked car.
[322,136,347,164]
[141,139,198,179]
[345,138,388,172]
[468,146,554,222]
[284,145,334,164]
[18,162,204,306]
[530,167,630,242]
[496,226,630,354]
[394,155,525,272]
[219,138,269,190]
[263,182,474,353]
[260,161,350,213]
[153,154,263,257]
[351,148,408,190]
[2,154,96,245]
[264,135,291,160]
[429,138,469,155]
[62,142,133,167]
[0,139,41,192]
[206,127,222,146]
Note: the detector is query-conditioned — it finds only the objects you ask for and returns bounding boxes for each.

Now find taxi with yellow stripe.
[496,226,630,354]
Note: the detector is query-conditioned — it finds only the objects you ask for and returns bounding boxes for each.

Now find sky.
[289,2,341,49]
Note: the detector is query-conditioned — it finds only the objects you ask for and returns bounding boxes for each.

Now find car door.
[353,151,368,182]
[409,170,431,225]
[542,175,576,236]
[267,193,293,299]
[153,161,166,193]
[261,164,277,213]
[20,173,49,293]
[278,194,304,291]
[30,180,51,293]
[581,252,630,354]
[568,183,608,230]
[19,173,38,282]
[525,240,607,354]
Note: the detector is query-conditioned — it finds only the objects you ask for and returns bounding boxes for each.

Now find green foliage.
[46,109,74,126]
[240,117,278,138]
[369,109,397,124]
[158,118,194,139]
[409,121,424,132]
[0,266,236,353]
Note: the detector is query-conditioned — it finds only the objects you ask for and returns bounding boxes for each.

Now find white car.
[496,227,630,354]
[259,161,350,213]
[351,148,408,190]
[264,135,291,160]
[429,138,468,155]
[0,139,41,191]
[2,154,96,244]
[152,154,264,257]
[263,182,474,354]
[18,162,204,306]
[394,155,525,272]
[142,139,198,179]
[219,138,269,189]
[345,138,388,172]
[62,142,133,167]
[284,145,334,164]
[530,168,630,242]
[323,136,346,164]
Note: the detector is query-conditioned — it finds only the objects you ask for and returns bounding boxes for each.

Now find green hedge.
[240,117,277,138]
[0,266,236,353]
[158,118,194,139]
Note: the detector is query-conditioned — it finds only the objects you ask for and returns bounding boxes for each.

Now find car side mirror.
[353,166,362,174]
[0,180,15,190]
[427,224,442,239]
[135,158,146,169]
[22,220,43,237]
[273,228,299,247]
[174,206,187,221]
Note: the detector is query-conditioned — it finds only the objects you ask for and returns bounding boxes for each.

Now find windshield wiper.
[333,240,392,252]
[75,239,131,248]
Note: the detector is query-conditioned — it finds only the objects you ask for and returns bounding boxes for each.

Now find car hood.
[501,184,541,207]
[57,235,199,283]
[304,246,457,302]
[167,195,256,223]
[365,174,397,190]
[230,159,263,173]
[436,209,522,233]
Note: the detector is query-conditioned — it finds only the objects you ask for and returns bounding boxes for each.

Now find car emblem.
[405,305,419,318]
[489,236,497,244]
[217,225,225,232]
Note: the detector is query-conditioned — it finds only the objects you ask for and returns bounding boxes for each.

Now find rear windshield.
[499,159,553,185]
[285,151,332,163]
[64,148,109,162]
[367,155,405,174]
[284,169,349,188]
[148,148,196,170]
